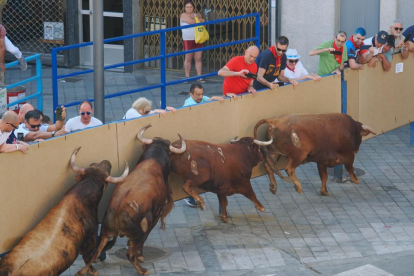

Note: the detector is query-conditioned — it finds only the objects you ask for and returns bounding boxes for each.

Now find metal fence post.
[410,122,414,145]
[334,73,347,182]
[255,14,261,49]
[52,49,58,121]
[160,32,166,109]
[36,56,43,112]
[93,0,105,123]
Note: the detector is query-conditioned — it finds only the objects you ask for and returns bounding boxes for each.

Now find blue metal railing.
[5,54,43,111]
[51,13,261,114]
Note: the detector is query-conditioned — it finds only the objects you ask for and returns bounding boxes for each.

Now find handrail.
[5,54,43,111]
[52,13,261,115]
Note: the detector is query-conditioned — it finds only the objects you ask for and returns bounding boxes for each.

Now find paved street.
[5,64,414,275]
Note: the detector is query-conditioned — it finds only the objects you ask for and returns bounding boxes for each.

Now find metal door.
[79,0,124,66]
[340,0,380,38]
[141,0,269,72]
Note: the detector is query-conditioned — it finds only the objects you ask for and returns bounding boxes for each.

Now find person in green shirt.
[309,31,348,76]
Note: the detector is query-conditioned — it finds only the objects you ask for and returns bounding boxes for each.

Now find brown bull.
[169,136,272,223]
[0,148,128,276]
[76,124,186,276]
[254,113,376,196]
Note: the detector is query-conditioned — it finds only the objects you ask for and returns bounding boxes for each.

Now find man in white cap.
[282,49,321,82]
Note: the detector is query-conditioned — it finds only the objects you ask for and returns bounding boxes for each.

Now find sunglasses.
[7,123,19,129]
[276,47,287,53]
[80,111,92,116]
[29,123,42,129]
[288,59,299,64]
[394,27,403,31]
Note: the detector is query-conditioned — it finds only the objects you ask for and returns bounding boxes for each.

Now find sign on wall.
[44,22,64,40]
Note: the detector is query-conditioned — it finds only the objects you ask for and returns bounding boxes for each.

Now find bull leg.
[285,154,308,194]
[264,162,278,194]
[345,163,359,184]
[182,180,205,210]
[317,163,329,196]
[76,236,111,276]
[240,182,265,212]
[218,194,229,223]
[127,241,150,275]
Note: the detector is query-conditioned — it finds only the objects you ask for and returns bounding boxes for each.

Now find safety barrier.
[4,54,43,111]
[51,13,261,115]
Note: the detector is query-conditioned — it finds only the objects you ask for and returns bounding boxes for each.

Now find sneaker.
[197,78,206,84]
[184,197,197,207]
[18,57,27,71]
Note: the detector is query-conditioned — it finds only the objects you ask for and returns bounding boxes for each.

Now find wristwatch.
[51,131,56,137]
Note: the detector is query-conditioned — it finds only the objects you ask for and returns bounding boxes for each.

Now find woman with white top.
[123,97,176,120]
[283,49,321,82]
[180,1,206,83]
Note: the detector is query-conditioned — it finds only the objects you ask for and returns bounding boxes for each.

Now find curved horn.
[70,147,86,175]
[170,134,186,154]
[105,160,129,183]
[254,136,273,146]
[137,124,153,144]
[230,136,239,143]
[362,125,377,136]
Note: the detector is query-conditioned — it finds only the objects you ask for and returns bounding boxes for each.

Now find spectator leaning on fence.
[388,20,409,59]
[376,35,395,72]
[345,27,371,70]
[309,31,348,76]
[183,83,224,106]
[403,25,414,52]
[363,30,389,68]
[63,101,102,132]
[0,111,29,153]
[218,45,259,98]
[253,36,298,91]
[280,49,321,82]
[0,24,27,72]
[123,97,176,119]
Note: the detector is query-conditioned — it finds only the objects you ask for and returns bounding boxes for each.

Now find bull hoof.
[141,268,150,275]
[269,184,277,194]
[220,215,229,223]
[320,190,329,196]
[295,187,303,194]
[256,206,265,212]
[351,178,360,184]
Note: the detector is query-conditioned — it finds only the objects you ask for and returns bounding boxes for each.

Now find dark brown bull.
[254,113,376,196]
[169,136,272,223]
[76,124,186,276]
[0,148,129,276]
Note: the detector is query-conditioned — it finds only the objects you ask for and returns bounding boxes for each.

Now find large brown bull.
[169,136,272,223]
[254,113,376,196]
[0,148,129,276]
[76,124,186,276]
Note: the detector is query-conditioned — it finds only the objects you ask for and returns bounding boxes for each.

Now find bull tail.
[253,119,270,139]
[102,236,118,252]
[159,180,174,230]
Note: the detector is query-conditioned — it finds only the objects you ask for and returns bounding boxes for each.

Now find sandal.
[197,78,206,83]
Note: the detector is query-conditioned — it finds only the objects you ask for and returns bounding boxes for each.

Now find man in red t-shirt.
[218,45,259,98]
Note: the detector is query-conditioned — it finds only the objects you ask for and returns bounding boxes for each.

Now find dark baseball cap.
[377,31,389,44]
[386,35,395,47]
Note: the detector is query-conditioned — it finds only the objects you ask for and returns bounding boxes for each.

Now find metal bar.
[93,0,105,123]
[6,76,40,89]
[160,33,166,109]
[334,73,348,182]
[255,14,261,48]
[52,49,59,122]
[411,122,414,145]
[7,92,42,107]
[36,57,43,112]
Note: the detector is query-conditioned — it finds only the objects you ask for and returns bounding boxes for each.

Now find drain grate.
[111,246,172,263]
[59,77,83,83]
[178,91,189,95]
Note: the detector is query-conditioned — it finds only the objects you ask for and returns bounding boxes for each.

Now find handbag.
[194,17,209,44]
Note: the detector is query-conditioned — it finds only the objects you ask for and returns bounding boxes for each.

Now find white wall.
[397,0,414,29]
[380,0,398,31]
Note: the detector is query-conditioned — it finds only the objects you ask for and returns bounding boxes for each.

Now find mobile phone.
[330,50,343,55]
[17,132,24,141]
[360,45,372,50]
[245,72,257,79]
[55,107,63,121]
[404,33,411,43]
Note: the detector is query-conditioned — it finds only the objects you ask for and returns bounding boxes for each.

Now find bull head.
[137,124,186,154]
[230,136,273,146]
[70,147,129,183]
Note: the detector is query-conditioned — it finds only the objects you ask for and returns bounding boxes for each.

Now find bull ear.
[361,125,377,136]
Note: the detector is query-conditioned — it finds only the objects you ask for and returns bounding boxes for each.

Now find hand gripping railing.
[51,13,261,115]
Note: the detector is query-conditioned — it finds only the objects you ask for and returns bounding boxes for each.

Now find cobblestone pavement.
[5,64,414,275]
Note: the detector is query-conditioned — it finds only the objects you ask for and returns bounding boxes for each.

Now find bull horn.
[230,136,239,143]
[254,136,273,146]
[361,125,377,136]
[105,160,129,183]
[70,147,85,175]
[137,124,153,144]
[170,134,186,154]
